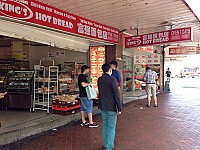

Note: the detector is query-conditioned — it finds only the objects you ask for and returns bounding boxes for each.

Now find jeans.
[101,110,117,150]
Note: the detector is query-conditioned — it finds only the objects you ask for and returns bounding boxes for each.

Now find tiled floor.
[2,78,200,150]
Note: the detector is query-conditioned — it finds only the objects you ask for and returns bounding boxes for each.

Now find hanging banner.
[0,0,119,44]
[169,47,196,55]
[125,27,193,48]
[134,54,160,65]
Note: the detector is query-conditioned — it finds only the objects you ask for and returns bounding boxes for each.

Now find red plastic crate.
[52,103,80,112]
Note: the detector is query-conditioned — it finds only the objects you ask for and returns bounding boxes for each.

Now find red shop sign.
[0,0,119,44]
[169,47,196,55]
[125,27,193,48]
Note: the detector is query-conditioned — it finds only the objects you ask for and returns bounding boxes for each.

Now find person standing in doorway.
[98,63,122,150]
[110,60,122,89]
[166,68,172,81]
[78,65,98,128]
[144,67,158,107]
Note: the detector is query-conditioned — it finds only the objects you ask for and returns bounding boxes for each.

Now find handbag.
[86,85,97,100]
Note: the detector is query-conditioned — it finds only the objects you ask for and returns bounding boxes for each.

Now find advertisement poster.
[90,46,105,91]
[12,52,27,60]
[125,27,193,48]
[0,0,119,44]
[134,54,160,65]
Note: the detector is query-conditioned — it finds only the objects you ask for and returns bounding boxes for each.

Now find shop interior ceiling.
[0,19,90,52]
[39,0,200,46]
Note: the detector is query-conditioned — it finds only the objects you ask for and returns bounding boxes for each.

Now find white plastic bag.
[86,85,97,100]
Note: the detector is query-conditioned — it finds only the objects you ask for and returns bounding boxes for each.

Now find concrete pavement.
[1,78,200,150]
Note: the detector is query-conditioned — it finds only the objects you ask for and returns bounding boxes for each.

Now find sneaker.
[80,121,89,127]
[146,104,150,107]
[89,123,99,128]
[154,104,158,107]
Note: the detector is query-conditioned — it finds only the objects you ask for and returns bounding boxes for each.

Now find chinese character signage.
[90,46,105,91]
[125,27,193,48]
[0,0,119,44]
[134,54,160,64]
[169,47,196,55]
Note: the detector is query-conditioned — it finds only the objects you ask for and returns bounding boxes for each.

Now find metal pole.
[162,46,165,92]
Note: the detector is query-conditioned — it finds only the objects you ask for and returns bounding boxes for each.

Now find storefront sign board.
[134,54,160,65]
[0,0,119,44]
[125,27,193,48]
[169,47,196,55]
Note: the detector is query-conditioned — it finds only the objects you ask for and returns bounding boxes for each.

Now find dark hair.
[81,65,90,73]
[110,60,118,68]
[102,63,111,73]
[146,67,150,71]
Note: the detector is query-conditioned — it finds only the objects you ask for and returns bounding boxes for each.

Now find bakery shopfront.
[0,0,119,114]
[124,27,193,96]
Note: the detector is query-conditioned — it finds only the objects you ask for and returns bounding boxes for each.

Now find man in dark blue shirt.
[110,60,122,89]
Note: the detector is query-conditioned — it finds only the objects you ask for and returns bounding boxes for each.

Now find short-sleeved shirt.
[111,69,122,87]
[144,70,158,84]
[166,71,171,77]
[78,74,88,97]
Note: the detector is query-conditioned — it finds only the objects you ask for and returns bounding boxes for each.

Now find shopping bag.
[86,85,97,100]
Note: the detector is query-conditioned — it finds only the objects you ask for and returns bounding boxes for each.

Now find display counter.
[4,70,34,111]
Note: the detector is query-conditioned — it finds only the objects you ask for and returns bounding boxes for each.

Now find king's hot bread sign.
[125,27,193,48]
[0,0,119,44]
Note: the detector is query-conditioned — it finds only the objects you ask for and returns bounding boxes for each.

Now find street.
[1,77,200,150]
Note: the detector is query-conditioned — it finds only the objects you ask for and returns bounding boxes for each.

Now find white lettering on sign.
[0,1,33,19]
[103,31,108,39]
[35,12,52,23]
[97,29,103,38]
[84,25,91,35]
[53,17,73,29]
[31,1,45,10]
[77,23,84,34]
[91,27,97,37]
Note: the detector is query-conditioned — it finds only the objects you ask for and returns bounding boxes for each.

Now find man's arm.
[79,75,91,87]
[116,71,122,88]
[81,82,91,87]
[144,72,147,81]
[155,72,158,80]
[112,78,122,112]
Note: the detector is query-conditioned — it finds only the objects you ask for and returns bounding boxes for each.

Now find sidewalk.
[2,79,200,150]
[0,90,143,146]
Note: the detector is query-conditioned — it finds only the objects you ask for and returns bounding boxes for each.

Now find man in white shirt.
[144,67,158,107]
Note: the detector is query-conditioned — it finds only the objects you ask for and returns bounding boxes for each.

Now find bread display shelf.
[33,61,59,114]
